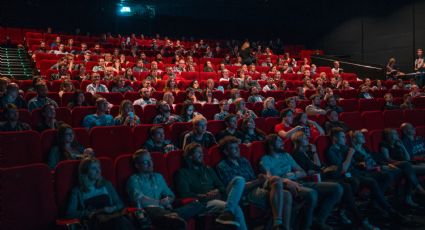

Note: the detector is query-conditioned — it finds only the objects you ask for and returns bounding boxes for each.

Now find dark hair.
[132,149,150,163]
[183,142,202,158]
[309,94,320,101]
[149,125,164,137]
[57,123,79,160]
[279,108,293,120]
[218,136,240,157]
[223,113,237,124]
[240,117,266,139]
[180,101,195,117]
[264,134,279,155]
[330,127,344,138]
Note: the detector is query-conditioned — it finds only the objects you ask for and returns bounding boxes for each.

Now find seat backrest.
[361,111,384,131]
[207,120,226,136]
[0,130,42,167]
[383,110,404,128]
[250,141,266,173]
[142,104,157,124]
[1,164,57,230]
[71,106,96,127]
[338,99,358,112]
[404,109,425,126]
[264,117,281,134]
[368,130,383,153]
[54,157,114,218]
[358,98,380,112]
[90,126,133,159]
[314,135,331,164]
[201,103,220,120]
[132,124,156,150]
[340,111,362,131]
[169,122,192,147]
[165,150,184,190]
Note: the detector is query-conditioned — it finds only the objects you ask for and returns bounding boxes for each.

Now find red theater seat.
[250,141,266,173]
[1,164,57,230]
[404,109,425,126]
[0,130,42,167]
[71,106,96,127]
[361,111,384,131]
[89,126,133,159]
[383,110,404,128]
[358,98,381,112]
[340,111,362,131]
[338,99,358,112]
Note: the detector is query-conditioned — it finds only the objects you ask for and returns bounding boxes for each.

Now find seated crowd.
[1,33,425,230]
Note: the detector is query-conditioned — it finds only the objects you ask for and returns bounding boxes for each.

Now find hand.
[205,189,221,200]
[283,179,301,196]
[348,148,355,156]
[103,206,115,213]
[160,197,172,207]
[295,126,304,131]
[83,148,95,158]
[309,144,317,153]
[286,172,296,180]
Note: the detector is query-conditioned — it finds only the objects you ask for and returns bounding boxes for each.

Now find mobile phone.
[129,112,134,118]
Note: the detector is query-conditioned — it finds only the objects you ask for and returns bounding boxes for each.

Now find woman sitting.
[48,124,94,169]
[67,90,90,109]
[202,88,219,104]
[234,98,257,119]
[36,103,64,132]
[66,157,137,230]
[293,112,325,142]
[261,97,279,118]
[179,101,201,122]
[240,117,266,144]
[114,100,140,126]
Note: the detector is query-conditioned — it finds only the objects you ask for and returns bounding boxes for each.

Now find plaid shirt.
[216,157,256,186]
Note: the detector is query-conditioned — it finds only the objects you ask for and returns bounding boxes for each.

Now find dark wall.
[1,0,424,72]
[312,0,425,73]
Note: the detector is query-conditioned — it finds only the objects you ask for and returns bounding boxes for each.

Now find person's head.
[350,130,366,146]
[333,61,340,68]
[157,101,171,117]
[291,131,309,152]
[234,98,245,111]
[360,85,370,93]
[224,114,238,129]
[78,157,102,191]
[162,92,174,105]
[5,84,19,100]
[191,80,199,89]
[183,142,204,166]
[263,97,275,110]
[330,127,346,146]
[219,100,229,112]
[71,89,85,106]
[57,124,76,148]
[376,80,383,87]
[41,103,56,120]
[95,97,109,113]
[384,93,393,103]
[400,123,415,137]
[417,48,423,57]
[206,79,214,89]
[382,128,399,144]
[149,126,165,143]
[230,88,240,99]
[139,87,151,100]
[133,149,154,173]
[119,100,134,117]
[310,94,321,106]
[3,103,19,122]
[280,108,294,125]
[285,97,296,109]
[241,117,255,132]
[294,112,308,126]
[98,58,105,66]
[250,86,259,95]
[218,136,240,159]
[327,95,337,107]
[192,115,207,135]
[265,134,285,154]
[35,83,48,98]
[326,109,339,122]
[182,101,195,117]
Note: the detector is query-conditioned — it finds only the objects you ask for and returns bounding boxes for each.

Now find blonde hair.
[263,97,275,109]
[78,157,104,192]
[192,114,207,126]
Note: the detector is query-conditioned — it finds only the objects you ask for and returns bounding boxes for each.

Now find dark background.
[1,0,424,72]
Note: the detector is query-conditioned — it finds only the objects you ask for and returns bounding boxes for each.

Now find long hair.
[57,124,79,160]
[240,117,266,139]
[78,157,104,192]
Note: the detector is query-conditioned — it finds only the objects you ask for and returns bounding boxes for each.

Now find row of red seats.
[2,109,424,168]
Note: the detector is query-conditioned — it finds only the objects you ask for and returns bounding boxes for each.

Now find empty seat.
[1,164,57,230]
[404,109,425,126]
[383,110,404,128]
[207,120,226,136]
[169,122,192,147]
[265,117,281,134]
[361,111,384,131]
[31,107,72,129]
[201,103,220,120]
[71,106,96,127]
[132,124,157,150]
[97,92,124,105]
[89,126,133,159]
[368,130,383,153]
[142,104,157,124]
[413,97,425,108]
[249,141,266,173]
[339,111,362,131]
[314,135,331,164]
[358,98,381,112]
[0,130,42,167]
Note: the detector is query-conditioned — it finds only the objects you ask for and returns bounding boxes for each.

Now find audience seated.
[28,83,58,112]
[182,115,216,149]
[0,103,31,131]
[260,134,343,230]
[82,97,114,129]
[305,94,326,116]
[216,114,244,142]
[324,95,343,114]
[127,149,196,229]
[234,98,257,119]
[36,103,63,132]
[86,73,109,95]
[261,97,279,118]
[66,157,137,230]
[176,142,246,229]
[153,101,182,125]
[214,100,230,121]
[67,90,90,109]
[114,100,140,126]
[247,86,264,103]
[401,123,425,158]
[293,112,325,141]
[133,88,157,108]
[216,136,289,230]
[358,85,373,99]
[275,109,304,139]
[0,83,26,109]
[179,101,201,122]
[383,93,400,110]
[240,117,266,144]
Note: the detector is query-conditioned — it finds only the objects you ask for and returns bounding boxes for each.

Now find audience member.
[152,101,182,125]
[114,100,140,126]
[0,84,26,109]
[28,83,58,112]
[36,103,63,132]
[182,115,216,149]
[133,88,157,108]
[0,103,31,131]
[82,98,114,129]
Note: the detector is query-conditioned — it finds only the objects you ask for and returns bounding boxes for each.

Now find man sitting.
[127,149,198,229]
[176,143,247,229]
[182,115,216,149]
[0,103,31,131]
[143,126,177,154]
[28,83,58,112]
[82,97,114,129]
[216,136,289,230]
[401,123,425,158]
[216,114,244,142]
[133,88,157,108]
[305,94,326,116]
